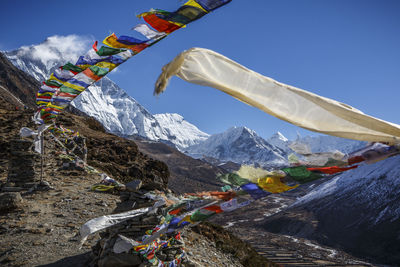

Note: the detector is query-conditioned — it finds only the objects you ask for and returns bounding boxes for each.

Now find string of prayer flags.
[347,142,400,165]
[35,0,231,125]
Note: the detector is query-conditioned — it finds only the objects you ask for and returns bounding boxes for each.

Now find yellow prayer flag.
[184,0,208,13]
[257,176,299,193]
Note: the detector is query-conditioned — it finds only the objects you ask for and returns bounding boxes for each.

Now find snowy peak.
[186,126,287,167]
[5,35,90,81]
[154,113,209,150]
[267,131,290,153]
[4,35,209,149]
[274,131,288,142]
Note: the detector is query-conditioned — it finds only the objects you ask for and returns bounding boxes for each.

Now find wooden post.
[40,133,44,182]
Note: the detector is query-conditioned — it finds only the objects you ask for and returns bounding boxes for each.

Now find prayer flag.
[194,0,232,11]
[240,183,269,200]
[132,24,166,40]
[282,166,323,184]
[142,13,182,33]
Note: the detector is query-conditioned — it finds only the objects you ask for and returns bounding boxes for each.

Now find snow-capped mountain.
[267,131,366,155]
[264,154,400,265]
[267,131,291,153]
[293,154,400,220]
[4,35,207,149]
[4,35,90,82]
[186,126,288,167]
[294,135,366,154]
[154,113,209,150]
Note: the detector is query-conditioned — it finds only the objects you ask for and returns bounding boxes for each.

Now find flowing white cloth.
[79,207,152,247]
[155,47,400,144]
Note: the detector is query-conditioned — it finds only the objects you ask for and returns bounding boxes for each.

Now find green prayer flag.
[218,173,249,186]
[62,63,83,73]
[190,209,215,222]
[45,79,62,88]
[89,65,109,77]
[97,46,126,56]
[59,85,81,95]
[282,166,322,184]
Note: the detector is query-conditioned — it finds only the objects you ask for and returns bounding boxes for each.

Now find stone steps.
[246,240,371,267]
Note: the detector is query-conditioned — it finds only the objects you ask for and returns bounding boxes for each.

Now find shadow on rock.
[38,252,91,267]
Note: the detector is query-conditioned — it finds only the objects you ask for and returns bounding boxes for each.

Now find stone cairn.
[91,188,191,267]
[6,139,38,189]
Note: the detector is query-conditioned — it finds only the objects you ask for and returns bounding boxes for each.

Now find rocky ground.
[0,104,272,267]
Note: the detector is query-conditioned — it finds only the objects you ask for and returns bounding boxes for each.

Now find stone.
[37,181,54,191]
[125,180,142,192]
[98,252,142,267]
[0,192,23,212]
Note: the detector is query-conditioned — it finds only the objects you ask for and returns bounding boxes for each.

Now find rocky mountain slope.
[3,36,207,150]
[186,126,288,167]
[260,155,400,265]
[0,53,39,108]
[133,137,226,194]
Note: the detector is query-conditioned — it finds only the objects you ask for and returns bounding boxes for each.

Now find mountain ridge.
[3,35,208,150]
[186,126,288,167]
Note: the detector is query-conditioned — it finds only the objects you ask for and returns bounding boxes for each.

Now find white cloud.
[16,35,93,66]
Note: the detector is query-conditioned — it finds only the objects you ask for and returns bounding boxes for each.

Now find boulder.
[125,180,142,192]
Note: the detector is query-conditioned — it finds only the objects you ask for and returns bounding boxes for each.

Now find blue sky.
[1,0,399,140]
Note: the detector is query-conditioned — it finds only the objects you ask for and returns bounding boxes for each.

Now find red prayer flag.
[143,14,181,33]
[307,165,358,175]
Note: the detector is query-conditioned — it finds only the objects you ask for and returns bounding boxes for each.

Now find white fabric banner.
[79,206,152,247]
[155,48,400,144]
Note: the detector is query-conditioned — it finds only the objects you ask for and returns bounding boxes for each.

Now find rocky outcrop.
[0,53,39,108]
